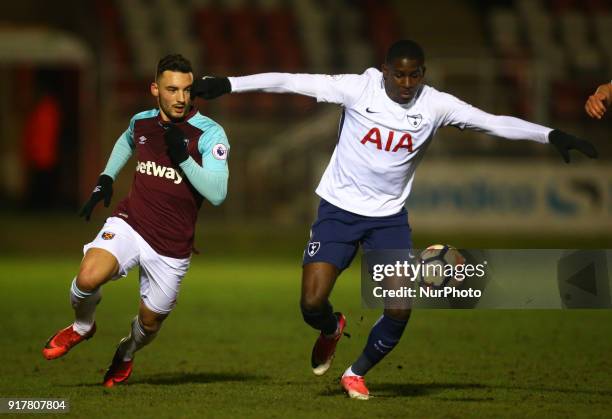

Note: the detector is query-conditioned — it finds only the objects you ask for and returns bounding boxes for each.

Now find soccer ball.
[418,244,466,289]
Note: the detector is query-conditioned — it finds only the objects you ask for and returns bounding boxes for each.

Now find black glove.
[191,76,231,100]
[163,124,189,165]
[79,174,113,221]
[549,129,598,163]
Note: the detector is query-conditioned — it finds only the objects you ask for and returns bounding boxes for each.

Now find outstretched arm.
[439,93,597,163]
[192,73,366,106]
[450,105,552,143]
[585,82,612,119]
[228,73,326,97]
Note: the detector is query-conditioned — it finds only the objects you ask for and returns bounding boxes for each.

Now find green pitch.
[1,256,611,418]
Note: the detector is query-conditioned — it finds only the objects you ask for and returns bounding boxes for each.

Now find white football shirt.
[229,68,552,216]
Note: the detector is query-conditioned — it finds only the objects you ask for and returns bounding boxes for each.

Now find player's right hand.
[79,174,113,221]
[191,76,231,100]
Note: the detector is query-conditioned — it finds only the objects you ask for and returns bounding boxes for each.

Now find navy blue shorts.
[303,199,413,271]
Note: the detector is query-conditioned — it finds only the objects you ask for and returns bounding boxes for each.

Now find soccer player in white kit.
[191,40,597,399]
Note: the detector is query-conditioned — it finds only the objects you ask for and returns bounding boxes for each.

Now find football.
[418,244,467,289]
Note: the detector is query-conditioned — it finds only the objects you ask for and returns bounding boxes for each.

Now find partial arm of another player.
[79,130,135,220]
[164,125,228,206]
[585,82,612,119]
[441,97,598,163]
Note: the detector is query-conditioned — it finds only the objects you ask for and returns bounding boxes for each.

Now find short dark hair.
[385,40,425,64]
[156,54,193,79]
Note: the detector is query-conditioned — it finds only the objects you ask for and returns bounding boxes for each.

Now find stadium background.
[0,0,611,417]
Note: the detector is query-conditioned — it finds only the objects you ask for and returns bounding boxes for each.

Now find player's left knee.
[384,308,412,322]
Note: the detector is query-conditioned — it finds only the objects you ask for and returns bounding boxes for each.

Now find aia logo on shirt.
[360,128,413,152]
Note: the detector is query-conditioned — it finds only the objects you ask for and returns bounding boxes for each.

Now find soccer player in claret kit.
[42,54,230,387]
[191,40,598,400]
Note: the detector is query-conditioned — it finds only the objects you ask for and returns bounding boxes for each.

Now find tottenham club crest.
[307,241,321,257]
[212,143,228,160]
[406,114,423,128]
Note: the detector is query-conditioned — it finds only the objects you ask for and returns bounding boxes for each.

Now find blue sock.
[351,315,408,376]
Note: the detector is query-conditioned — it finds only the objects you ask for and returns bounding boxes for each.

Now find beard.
[158,99,190,122]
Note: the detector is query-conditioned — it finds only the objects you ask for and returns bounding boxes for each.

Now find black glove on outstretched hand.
[549,129,598,163]
[191,76,231,100]
[79,174,113,221]
[163,124,190,166]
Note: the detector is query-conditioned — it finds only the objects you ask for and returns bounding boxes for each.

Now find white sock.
[115,316,158,362]
[343,366,360,378]
[70,278,101,336]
